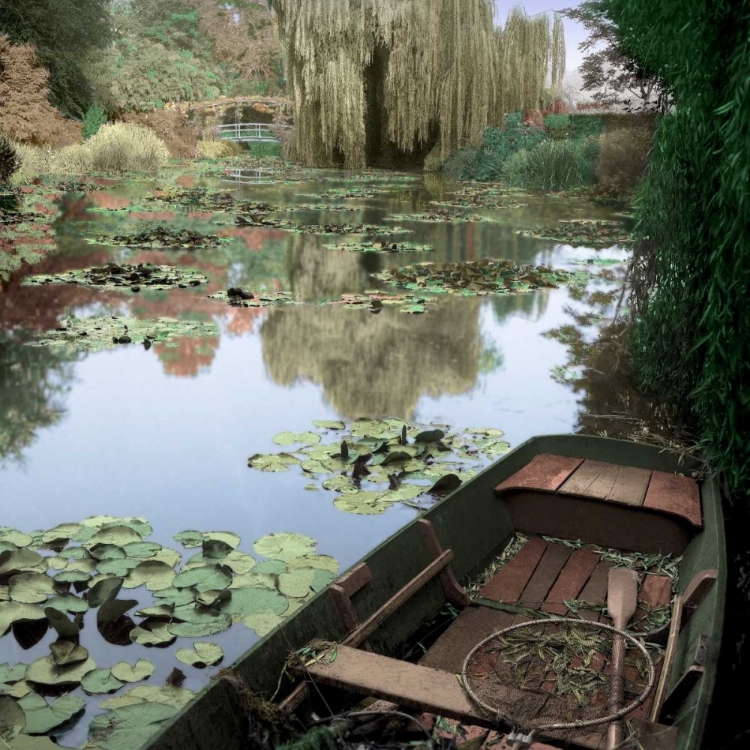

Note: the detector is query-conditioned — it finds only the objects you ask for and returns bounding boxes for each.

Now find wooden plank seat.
[495,455,702,555]
[299,643,676,749]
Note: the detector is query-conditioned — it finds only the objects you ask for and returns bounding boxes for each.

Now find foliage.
[82,103,107,140]
[86,122,169,172]
[0,135,19,184]
[562,1,670,113]
[0,0,111,117]
[197,140,246,159]
[443,112,547,181]
[0,36,82,147]
[275,0,565,167]
[119,109,198,158]
[603,0,750,500]
[501,140,588,192]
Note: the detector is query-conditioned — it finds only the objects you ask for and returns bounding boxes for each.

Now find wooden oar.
[606,568,639,750]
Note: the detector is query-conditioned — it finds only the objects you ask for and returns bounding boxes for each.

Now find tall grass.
[12,123,169,179]
[501,140,585,191]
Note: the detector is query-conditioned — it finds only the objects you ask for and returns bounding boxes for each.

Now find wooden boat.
[146,435,725,750]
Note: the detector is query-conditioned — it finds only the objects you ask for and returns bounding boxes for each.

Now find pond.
[0,163,638,747]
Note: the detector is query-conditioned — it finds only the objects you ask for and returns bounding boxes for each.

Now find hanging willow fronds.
[274,0,565,168]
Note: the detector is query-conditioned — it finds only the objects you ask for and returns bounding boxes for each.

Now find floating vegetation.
[302,188,377,200]
[23,263,208,292]
[386,208,490,223]
[248,419,510,515]
[432,185,531,209]
[91,226,229,250]
[570,257,628,267]
[0,516,339,747]
[26,315,219,352]
[208,288,296,309]
[323,240,433,254]
[516,219,633,247]
[236,215,409,236]
[328,292,430,314]
[373,259,588,296]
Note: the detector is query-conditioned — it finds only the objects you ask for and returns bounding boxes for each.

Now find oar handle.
[607,631,627,748]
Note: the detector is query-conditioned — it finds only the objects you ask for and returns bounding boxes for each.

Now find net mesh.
[461,618,655,742]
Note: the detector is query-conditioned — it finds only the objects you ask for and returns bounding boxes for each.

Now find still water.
[0,167,633,745]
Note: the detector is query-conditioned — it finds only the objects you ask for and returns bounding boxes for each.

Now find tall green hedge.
[602,0,750,499]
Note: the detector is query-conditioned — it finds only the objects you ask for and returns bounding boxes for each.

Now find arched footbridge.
[212,123,293,143]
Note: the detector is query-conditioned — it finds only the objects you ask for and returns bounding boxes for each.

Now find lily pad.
[25,655,96,686]
[248,453,302,472]
[19,693,85,735]
[253,533,316,562]
[221,588,288,619]
[123,561,176,592]
[9,573,55,604]
[111,659,154,683]
[0,550,47,579]
[41,524,82,545]
[277,568,316,599]
[324,240,432,253]
[88,577,123,607]
[168,614,231,638]
[130,622,176,647]
[273,431,321,447]
[50,640,89,666]
[81,669,124,695]
[102,684,194,709]
[312,421,345,430]
[173,530,204,548]
[242,610,286,637]
[86,526,143,548]
[175,642,224,668]
[172,565,231,591]
[0,695,25,740]
[0,603,46,637]
[87,701,180,750]
[203,531,240,549]
[27,315,220,353]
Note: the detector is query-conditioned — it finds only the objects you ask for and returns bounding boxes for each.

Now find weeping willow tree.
[274,0,565,168]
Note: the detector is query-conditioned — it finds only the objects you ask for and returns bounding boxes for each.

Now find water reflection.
[0,333,77,465]
[261,299,483,419]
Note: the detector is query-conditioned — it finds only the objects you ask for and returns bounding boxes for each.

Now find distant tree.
[562,1,670,112]
[0,0,112,117]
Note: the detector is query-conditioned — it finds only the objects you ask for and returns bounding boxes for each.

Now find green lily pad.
[43,607,79,637]
[97,558,139,577]
[25,655,96,686]
[277,568,316,599]
[428,473,462,496]
[322,476,357,492]
[111,659,154,683]
[19,693,85,735]
[175,642,224,668]
[152,588,196,606]
[41,524,82,545]
[172,565,231,591]
[103,684,194,709]
[334,491,393,515]
[81,668,124,695]
[50,640,89,666]
[90,544,127,561]
[203,531,240,549]
[123,561,176,592]
[242,610,286,637]
[0,664,26,692]
[87,701,180,750]
[251,559,287,575]
[97,598,138,623]
[122,542,162,559]
[220,551,256,574]
[8,573,55,604]
[0,603,46,637]
[173,531,204,548]
[0,530,33,548]
[248,453,302,472]
[130,622,176,647]
[272,431,321,447]
[87,577,123,607]
[0,550,47,578]
[168,614,231,638]
[287,555,338,573]
[221,588,288,619]
[312,421,345,430]
[194,589,231,607]
[86,526,143,548]
[253,533,316,562]
[0,695,25,740]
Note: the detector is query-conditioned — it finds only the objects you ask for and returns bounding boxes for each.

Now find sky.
[495,0,587,72]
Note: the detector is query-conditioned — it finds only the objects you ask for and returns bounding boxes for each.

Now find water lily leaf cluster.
[515,219,633,247]
[208,288,296,309]
[248,419,511,515]
[323,240,433,254]
[23,264,208,293]
[373,259,588,296]
[26,315,219,353]
[0,515,339,746]
[91,227,229,250]
[386,209,490,223]
[431,185,531,209]
[302,188,378,200]
[236,215,409,236]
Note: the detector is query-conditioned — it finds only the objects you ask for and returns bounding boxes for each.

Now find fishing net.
[461,618,655,744]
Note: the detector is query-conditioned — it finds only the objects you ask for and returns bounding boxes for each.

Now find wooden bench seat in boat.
[494,455,702,555]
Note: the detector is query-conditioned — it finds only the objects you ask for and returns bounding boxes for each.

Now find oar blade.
[607,568,639,627]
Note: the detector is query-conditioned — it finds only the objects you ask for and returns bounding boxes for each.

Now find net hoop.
[461,617,656,732]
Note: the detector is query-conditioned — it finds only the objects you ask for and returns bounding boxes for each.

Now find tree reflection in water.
[0,334,77,465]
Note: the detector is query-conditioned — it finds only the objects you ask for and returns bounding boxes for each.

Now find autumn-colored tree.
[0,36,81,146]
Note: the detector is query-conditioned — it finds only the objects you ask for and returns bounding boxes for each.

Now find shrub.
[120,109,198,159]
[86,123,169,172]
[0,36,82,147]
[0,136,20,183]
[502,140,586,192]
[82,103,108,140]
[595,125,654,196]
[197,140,246,159]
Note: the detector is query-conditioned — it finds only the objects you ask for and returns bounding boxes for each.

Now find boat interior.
[286,453,719,750]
